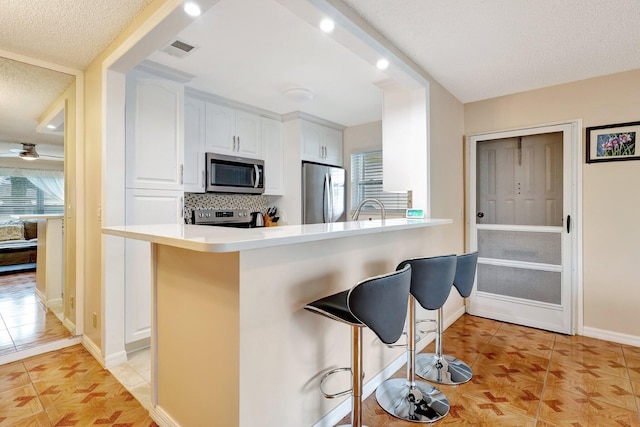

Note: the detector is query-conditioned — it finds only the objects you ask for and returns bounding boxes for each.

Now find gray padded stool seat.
[304,265,412,427]
[415,252,479,385]
[375,255,453,423]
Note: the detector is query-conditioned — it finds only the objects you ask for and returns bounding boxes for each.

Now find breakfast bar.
[103,218,453,426]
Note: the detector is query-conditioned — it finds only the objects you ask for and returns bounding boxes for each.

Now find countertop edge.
[102,218,453,253]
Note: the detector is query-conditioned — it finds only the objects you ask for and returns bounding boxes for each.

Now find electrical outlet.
[70,296,74,309]
[92,312,98,328]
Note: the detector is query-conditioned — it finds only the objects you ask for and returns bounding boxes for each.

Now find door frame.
[465,120,583,335]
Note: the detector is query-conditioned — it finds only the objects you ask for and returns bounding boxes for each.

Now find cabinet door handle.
[202,170,205,189]
[180,164,184,185]
[237,136,240,151]
[180,196,184,218]
[233,136,236,151]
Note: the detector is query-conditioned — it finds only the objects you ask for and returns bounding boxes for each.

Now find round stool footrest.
[416,318,437,336]
[375,377,449,422]
[415,353,472,385]
[320,367,366,399]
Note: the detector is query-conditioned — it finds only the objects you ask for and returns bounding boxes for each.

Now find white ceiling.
[341,0,640,103]
[2,0,640,141]
[147,0,389,127]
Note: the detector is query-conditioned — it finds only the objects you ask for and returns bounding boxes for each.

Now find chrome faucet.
[351,198,386,221]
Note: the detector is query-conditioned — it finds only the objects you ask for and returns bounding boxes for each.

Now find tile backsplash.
[184,193,269,224]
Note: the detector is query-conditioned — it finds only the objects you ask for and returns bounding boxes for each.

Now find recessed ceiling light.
[184,2,201,17]
[376,59,389,70]
[320,18,335,33]
[46,124,57,129]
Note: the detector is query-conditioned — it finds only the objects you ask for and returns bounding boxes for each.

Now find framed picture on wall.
[586,121,640,163]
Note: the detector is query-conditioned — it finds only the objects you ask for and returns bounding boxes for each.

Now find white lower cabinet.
[124,188,184,344]
[262,117,284,195]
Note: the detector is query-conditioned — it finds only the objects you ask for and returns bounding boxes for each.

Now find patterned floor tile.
[545,371,638,412]
[493,321,559,343]
[0,361,30,394]
[439,391,537,426]
[474,343,550,383]
[487,334,555,359]
[539,386,640,426]
[551,350,629,378]
[626,355,640,383]
[0,384,44,426]
[460,372,543,417]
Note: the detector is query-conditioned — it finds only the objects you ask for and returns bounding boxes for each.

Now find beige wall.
[465,69,640,339]
[82,0,171,349]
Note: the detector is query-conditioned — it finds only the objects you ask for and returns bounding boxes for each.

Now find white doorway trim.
[465,120,583,335]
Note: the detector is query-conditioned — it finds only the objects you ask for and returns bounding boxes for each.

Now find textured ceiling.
[341,0,640,103]
[0,0,153,69]
[0,0,152,160]
[0,58,73,146]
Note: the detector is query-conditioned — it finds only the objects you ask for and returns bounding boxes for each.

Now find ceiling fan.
[0,143,63,161]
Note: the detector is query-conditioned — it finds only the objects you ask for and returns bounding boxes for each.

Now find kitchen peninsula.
[103,218,453,426]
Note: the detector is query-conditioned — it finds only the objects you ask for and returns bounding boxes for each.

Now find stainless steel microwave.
[205,153,264,194]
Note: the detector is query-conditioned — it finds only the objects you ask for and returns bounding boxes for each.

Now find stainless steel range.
[192,208,255,228]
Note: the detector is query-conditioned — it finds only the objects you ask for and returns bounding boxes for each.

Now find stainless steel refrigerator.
[302,161,346,224]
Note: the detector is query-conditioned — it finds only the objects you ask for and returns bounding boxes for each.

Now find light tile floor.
[0,272,72,355]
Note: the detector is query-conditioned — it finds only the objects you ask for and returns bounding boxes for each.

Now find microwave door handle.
[253,164,261,188]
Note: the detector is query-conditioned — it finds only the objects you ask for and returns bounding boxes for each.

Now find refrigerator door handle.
[328,173,334,222]
[323,173,330,223]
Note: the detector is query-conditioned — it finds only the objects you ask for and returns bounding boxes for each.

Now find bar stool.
[415,252,479,385]
[304,265,412,427]
[375,255,454,423]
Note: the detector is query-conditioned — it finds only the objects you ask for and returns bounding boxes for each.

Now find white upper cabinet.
[301,120,343,166]
[126,68,184,190]
[205,102,262,159]
[262,117,284,195]
[184,95,206,193]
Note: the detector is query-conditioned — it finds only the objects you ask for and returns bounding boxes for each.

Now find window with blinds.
[350,150,408,212]
[0,175,63,222]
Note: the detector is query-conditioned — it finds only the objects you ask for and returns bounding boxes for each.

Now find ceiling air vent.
[162,40,197,58]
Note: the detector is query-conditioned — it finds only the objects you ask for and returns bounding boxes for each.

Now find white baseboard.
[62,318,76,334]
[582,326,640,347]
[35,287,46,304]
[312,304,466,427]
[81,336,105,367]
[150,405,180,427]
[0,336,81,366]
[81,337,128,369]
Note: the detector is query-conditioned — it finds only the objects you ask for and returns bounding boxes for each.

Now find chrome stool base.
[376,378,450,423]
[415,353,472,385]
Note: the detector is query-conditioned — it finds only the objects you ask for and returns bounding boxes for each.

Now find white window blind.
[350,150,408,212]
[0,174,64,222]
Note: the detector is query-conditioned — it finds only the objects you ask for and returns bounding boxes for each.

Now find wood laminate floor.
[338,314,640,426]
[0,272,72,355]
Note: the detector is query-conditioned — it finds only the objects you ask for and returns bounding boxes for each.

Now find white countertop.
[10,214,64,220]
[102,218,453,253]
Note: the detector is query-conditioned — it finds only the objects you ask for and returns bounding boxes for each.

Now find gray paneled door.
[467,123,577,334]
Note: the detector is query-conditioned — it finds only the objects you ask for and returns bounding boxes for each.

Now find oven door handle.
[253,164,262,188]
